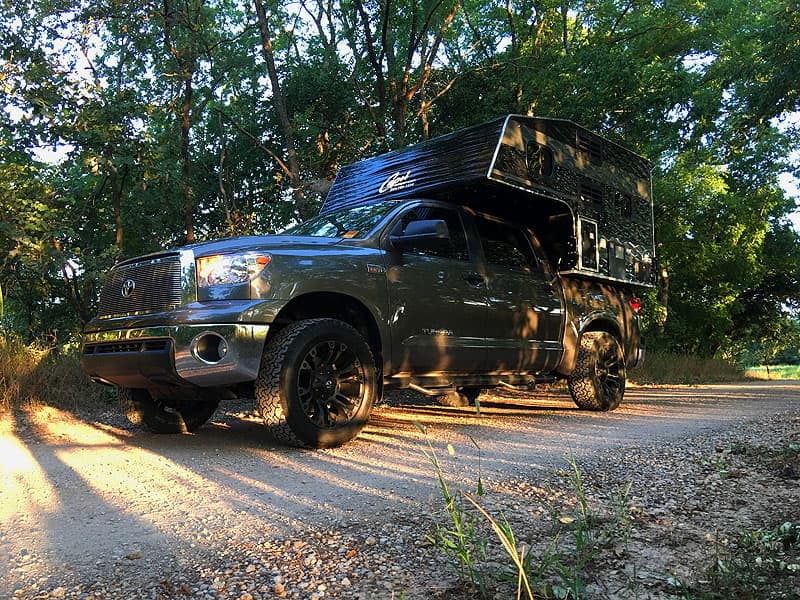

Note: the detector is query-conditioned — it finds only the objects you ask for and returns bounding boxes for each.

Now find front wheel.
[119,388,220,433]
[568,331,626,411]
[255,318,377,448]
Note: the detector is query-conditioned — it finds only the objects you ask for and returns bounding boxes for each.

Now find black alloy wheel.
[568,331,626,411]
[256,318,377,448]
[296,338,365,428]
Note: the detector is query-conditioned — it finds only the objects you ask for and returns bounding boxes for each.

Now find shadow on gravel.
[3,381,799,597]
[1,405,197,598]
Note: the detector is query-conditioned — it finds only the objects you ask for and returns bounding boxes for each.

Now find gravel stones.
[2,385,799,599]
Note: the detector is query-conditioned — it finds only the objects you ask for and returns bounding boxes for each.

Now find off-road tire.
[568,331,626,411]
[255,318,377,448]
[119,388,219,433]
[435,386,483,408]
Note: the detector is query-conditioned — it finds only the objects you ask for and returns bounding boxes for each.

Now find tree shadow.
[4,380,798,597]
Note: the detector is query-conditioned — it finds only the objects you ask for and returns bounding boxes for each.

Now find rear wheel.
[255,318,377,448]
[568,331,625,411]
[119,388,219,433]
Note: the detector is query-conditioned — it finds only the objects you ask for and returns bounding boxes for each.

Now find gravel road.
[2,381,799,599]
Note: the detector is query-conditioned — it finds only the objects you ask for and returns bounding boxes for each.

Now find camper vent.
[580,180,604,206]
[577,131,603,163]
[621,194,634,219]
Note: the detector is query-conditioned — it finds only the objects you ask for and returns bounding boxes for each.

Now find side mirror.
[389,219,450,250]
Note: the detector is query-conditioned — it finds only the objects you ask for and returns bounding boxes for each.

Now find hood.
[115,235,346,267]
[188,234,344,258]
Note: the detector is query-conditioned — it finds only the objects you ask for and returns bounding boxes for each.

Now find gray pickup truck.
[82,115,654,448]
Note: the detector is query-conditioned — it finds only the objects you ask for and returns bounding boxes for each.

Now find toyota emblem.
[121,279,136,298]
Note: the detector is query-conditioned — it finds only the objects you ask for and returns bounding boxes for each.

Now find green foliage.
[0,0,798,349]
[672,521,800,600]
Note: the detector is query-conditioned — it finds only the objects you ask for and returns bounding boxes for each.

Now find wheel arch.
[557,313,623,376]
[269,291,384,370]
[580,314,623,340]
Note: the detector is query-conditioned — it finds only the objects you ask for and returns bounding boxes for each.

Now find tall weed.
[631,351,745,385]
[420,431,634,599]
[0,332,105,411]
[416,424,491,595]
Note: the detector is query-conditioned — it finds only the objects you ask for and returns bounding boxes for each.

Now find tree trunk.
[181,77,195,242]
[107,153,129,251]
[657,267,670,335]
[161,0,199,242]
[51,238,92,326]
[253,0,314,220]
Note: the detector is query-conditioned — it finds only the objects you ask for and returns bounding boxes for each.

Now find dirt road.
[2,382,799,599]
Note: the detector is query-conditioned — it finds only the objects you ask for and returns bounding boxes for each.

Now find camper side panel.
[321,119,505,213]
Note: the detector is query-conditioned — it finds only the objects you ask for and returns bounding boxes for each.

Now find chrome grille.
[97,255,183,318]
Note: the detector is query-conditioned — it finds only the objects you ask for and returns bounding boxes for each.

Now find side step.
[405,375,558,397]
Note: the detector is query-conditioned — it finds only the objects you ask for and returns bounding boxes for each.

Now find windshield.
[284,201,399,238]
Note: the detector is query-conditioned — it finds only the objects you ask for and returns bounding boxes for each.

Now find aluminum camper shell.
[322,115,655,287]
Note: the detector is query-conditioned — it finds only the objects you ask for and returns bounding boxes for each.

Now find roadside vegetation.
[629,351,747,385]
[422,433,800,599]
[0,332,105,412]
[422,437,635,600]
[674,521,800,600]
[745,365,800,380]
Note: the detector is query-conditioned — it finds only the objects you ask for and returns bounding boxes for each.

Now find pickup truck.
[81,115,654,448]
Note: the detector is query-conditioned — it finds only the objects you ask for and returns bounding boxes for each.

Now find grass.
[744,364,800,380]
[417,426,491,594]
[671,520,800,599]
[420,430,634,599]
[0,332,106,412]
[630,351,746,385]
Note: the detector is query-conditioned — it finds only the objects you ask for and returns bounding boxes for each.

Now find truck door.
[473,214,565,373]
[383,204,489,374]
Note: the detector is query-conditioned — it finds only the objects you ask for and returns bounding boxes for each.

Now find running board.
[395,375,558,396]
[407,383,454,396]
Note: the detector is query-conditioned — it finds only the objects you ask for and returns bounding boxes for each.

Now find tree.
[1,0,799,352]
[339,0,463,146]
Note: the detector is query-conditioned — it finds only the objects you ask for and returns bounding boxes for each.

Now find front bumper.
[81,324,269,389]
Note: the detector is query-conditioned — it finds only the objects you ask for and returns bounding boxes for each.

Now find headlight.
[196,253,271,288]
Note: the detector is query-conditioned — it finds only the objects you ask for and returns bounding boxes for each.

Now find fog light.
[191,333,228,364]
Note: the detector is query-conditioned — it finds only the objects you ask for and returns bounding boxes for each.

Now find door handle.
[463,273,486,287]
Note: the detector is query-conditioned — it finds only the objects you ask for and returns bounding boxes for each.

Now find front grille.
[97,255,183,318]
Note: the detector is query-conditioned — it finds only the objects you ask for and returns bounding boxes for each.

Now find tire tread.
[255,318,375,448]
[568,331,625,412]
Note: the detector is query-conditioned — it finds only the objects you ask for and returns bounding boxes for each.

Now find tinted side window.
[395,206,470,261]
[475,217,538,271]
